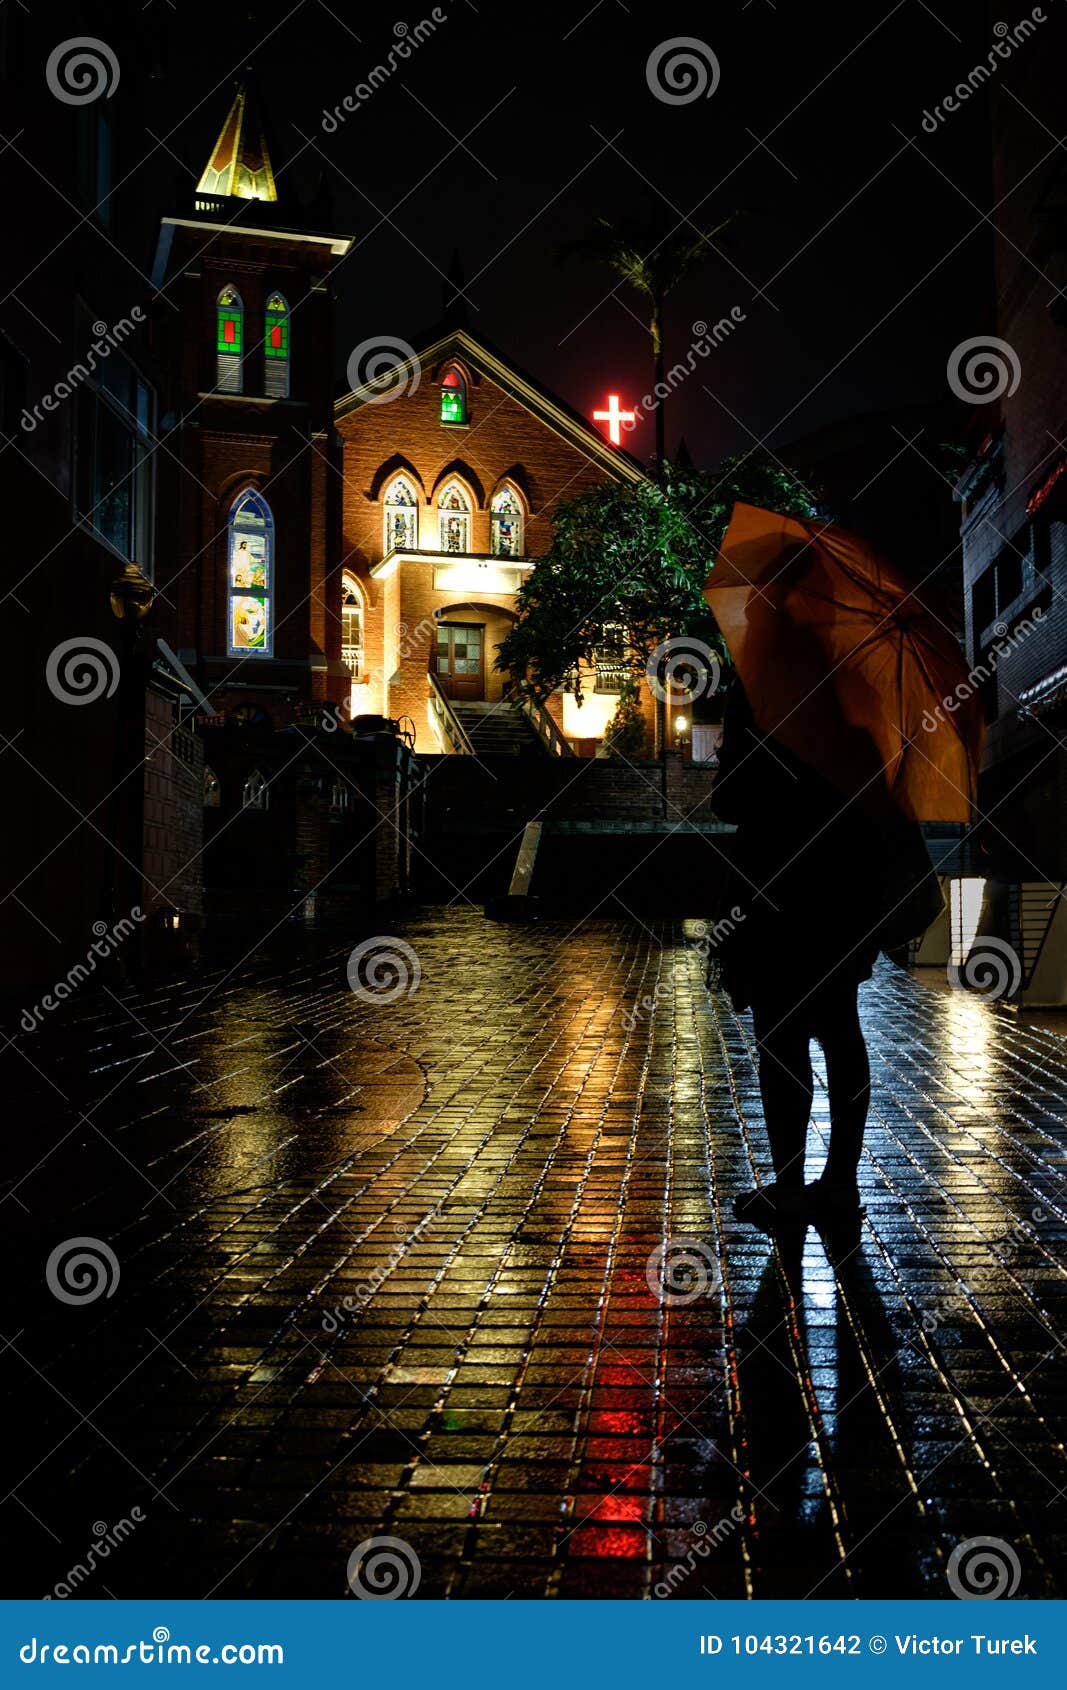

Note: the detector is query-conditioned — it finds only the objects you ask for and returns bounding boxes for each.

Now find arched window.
[330,779,352,813]
[264,292,290,398]
[440,364,467,425]
[203,766,221,808]
[341,574,363,678]
[242,768,269,810]
[437,480,471,553]
[228,489,273,656]
[216,286,243,393]
[382,475,418,554]
[491,486,524,557]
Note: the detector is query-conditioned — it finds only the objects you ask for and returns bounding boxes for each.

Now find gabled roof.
[196,79,278,204]
[335,327,647,485]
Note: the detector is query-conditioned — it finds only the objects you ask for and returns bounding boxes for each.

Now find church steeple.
[195,74,278,207]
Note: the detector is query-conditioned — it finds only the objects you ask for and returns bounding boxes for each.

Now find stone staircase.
[451,701,543,756]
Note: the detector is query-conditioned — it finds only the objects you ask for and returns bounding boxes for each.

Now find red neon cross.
[593,394,636,445]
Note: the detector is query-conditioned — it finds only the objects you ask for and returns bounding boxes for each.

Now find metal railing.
[428,673,475,754]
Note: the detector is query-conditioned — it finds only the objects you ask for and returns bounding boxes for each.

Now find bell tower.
[151,72,354,720]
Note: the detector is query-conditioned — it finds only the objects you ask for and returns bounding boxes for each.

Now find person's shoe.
[733,1182,808,1229]
[806,1178,864,1215]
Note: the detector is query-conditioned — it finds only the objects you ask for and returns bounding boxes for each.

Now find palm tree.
[563,210,739,467]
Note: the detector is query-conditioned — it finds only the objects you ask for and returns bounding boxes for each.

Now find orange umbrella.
[704,502,983,823]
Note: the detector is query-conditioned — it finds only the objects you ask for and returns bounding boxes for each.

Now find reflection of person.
[713,683,937,1227]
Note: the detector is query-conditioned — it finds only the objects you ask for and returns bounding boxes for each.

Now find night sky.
[162,0,997,466]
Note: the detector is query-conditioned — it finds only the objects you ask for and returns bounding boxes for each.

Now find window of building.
[203,767,221,807]
[491,486,524,556]
[228,489,273,656]
[242,768,269,810]
[440,365,467,425]
[74,342,155,568]
[330,780,351,813]
[216,286,243,393]
[382,475,419,553]
[595,623,629,694]
[264,292,289,398]
[341,575,363,678]
[438,481,471,553]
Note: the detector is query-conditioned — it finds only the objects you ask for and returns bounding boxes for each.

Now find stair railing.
[428,674,475,754]
[517,692,573,757]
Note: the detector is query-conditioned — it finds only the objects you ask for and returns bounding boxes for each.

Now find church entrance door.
[435,622,485,701]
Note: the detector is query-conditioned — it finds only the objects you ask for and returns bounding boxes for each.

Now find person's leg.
[812,980,870,1193]
[751,1000,814,1190]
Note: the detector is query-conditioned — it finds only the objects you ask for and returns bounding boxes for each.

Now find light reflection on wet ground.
[1,912,1065,1599]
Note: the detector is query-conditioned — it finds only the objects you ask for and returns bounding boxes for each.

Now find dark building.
[956,6,1067,1000]
[0,4,204,992]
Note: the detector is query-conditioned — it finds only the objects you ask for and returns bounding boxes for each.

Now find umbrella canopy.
[704,502,983,823]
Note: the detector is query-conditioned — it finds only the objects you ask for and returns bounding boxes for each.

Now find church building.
[335,328,645,755]
[152,79,650,759]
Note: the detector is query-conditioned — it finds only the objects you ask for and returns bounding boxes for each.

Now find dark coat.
[712,686,941,1014]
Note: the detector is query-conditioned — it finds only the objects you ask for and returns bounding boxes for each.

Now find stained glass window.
[264,292,289,398]
[242,769,269,810]
[382,475,418,553]
[228,488,273,656]
[491,486,523,557]
[341,575,363,678]
[440,365,467,425]
[216,286,243,393]
[437,481,471,553]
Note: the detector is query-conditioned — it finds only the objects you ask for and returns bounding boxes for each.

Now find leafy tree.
[497,450,818,705]
[562,210,739,466]
[601,679,650,760]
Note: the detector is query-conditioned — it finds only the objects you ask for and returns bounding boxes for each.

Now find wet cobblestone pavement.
[2,912,1066,1600]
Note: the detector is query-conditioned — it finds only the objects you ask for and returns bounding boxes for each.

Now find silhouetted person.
[712,683,937,1225]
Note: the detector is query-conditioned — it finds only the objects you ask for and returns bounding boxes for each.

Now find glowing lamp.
[593,394,636,445]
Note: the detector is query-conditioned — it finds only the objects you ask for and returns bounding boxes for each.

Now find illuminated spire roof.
[196,78,278,204]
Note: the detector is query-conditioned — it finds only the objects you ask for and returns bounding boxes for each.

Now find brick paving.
[2,912,1066,1600]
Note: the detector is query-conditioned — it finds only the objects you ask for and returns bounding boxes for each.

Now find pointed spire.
[196,74,278,204]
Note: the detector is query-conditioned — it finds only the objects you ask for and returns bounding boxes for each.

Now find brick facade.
[335,331,648,752]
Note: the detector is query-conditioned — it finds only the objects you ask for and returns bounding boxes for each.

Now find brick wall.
[335,342,642,751]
